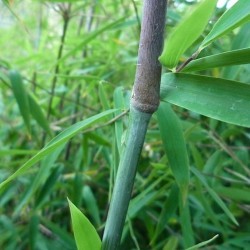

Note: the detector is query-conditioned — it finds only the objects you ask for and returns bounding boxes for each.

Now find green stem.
[102,0,167,248]
[101,106,151,250]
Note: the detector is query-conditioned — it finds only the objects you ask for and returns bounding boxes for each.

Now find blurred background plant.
[0,0,249,249]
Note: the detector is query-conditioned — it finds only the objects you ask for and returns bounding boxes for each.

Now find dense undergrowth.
[0,0,250,249]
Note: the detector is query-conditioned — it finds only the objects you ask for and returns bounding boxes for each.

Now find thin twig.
[83,109,129,134]
[175,50,199,73]
[209,131,250,176]
[24,77,97,112]
[46,4,71,120]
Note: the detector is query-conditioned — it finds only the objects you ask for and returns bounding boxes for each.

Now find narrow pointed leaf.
[9,70,31,132]
[192,167,238,225]
[98,82,110,110]
[186,234,219,250]
[160,73,250,127]
[0,109,117,191]
[152,184,179,244]
[68,199,101,250]
[214,186,250,202]
[159,0,216,69]
[29,215,39,250]
[157,102,189,202]
[179,198,195,248]
[201,0,250,48]
[113,87,126,155]
[163,236,179,250]
[223,23,250,80]
[182,48,250,72]
[83,186,101,226]
[14,146,64,216]
[28,94,52,136]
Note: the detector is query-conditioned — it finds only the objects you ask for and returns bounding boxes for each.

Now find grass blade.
[192,167,238,226]
[157,102,189,202]
[186,234,219,250]
[83,186,101,226]
[113,87,126,155]
[182,48,250,72]
[0,109,117,191]
[159,0,216,69]
[200,0,250,48]
[179,198,195,248]
[68,198,101,250]
[28,93,52,136]
[214,186,250,202]
[163,236,179,250]
[151,184,179,245]
[9,70,31,133]
[160,73,250,127]
[14,146,65,216]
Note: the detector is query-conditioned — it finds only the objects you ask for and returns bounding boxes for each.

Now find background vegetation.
[0,0,249,249]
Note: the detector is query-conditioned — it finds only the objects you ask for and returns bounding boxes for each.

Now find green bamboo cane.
[102,1,167,249]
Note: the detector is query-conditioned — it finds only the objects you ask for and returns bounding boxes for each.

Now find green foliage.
[160,73,250,127]
[186,234,219,250]
[200,0,250,48]
[9,70,31,133]
[68,198,101,250]
[9,70,52,136]
[182,48,250,72]
[159,0,217,69]
[0,109,117,191]
[157,102,189,202]
[1,0,250,249]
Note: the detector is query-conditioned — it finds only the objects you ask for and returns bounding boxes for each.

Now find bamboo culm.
[102,1,167,249]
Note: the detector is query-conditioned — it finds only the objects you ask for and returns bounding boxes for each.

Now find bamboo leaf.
[163,236,179,250]
[186,234,219,250]
[223,23,250,80]
[9,70,31,133]
[179,198,195,248]
[29,215,39,250]
[157,102,189,202]
[28,93,52,136]
[128,177,163,219]
[192,167,238,225]
[159,0,217,69]
[182,48,250,72]
[200,0,250,48]
[160,73,250,128]
[0,109,117,191]
[83,186,101,226]
[214,186,250,202]
[113,87,126,155]
[152,184,179,245]
[14,146,65,216]
[68,198,101,250]
[98,82,110,110]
